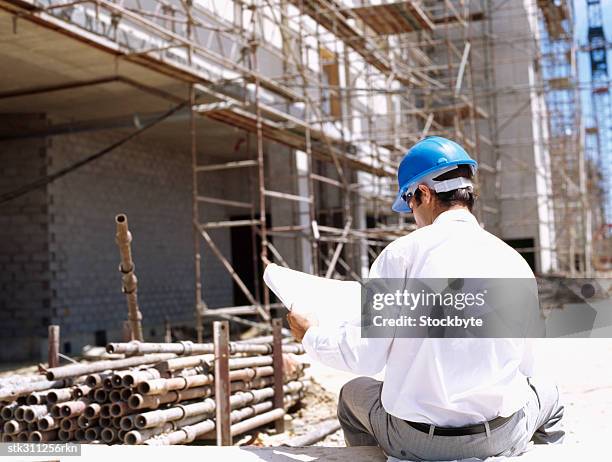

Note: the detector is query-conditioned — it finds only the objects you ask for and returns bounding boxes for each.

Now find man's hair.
[413,165,475,211]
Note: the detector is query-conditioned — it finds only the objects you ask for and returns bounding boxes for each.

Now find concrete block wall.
[0,114,52,362]
[0,121,210,361]
[45,130,197,355]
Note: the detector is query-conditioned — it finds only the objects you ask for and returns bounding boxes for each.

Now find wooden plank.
[350,1,435,35]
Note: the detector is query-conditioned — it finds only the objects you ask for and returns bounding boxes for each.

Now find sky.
[573,0,612,221]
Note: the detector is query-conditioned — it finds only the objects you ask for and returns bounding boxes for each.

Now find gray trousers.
[337,377,564,461]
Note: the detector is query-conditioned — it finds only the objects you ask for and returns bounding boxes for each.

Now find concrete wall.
[46,129,198,354]
[0,114,52,362]
[0,123,200,361]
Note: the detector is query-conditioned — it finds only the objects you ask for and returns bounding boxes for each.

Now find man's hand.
[287,310,319,342]
[282,353,302,381]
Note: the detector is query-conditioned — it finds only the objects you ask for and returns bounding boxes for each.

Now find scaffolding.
[1,0,609,338]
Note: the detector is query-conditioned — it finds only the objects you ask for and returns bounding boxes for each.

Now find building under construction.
[0,0,610,361]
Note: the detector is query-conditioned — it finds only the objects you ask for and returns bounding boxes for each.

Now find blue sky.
[573,0,612,219]
[574,0,611,121]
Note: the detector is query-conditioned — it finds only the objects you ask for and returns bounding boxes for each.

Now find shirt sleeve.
[301,246,408,375]
[519,338,536,377]
[302,324,391,375]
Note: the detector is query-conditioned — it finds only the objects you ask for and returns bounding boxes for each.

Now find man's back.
[370,209,535,426]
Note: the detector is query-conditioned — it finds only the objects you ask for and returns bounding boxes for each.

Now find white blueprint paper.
[263,263,361,326]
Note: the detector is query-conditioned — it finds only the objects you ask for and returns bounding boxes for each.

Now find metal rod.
[272,318,285,433]
[115,214,144,341]
[213,321,231,446]
[107,341,303,356]
[45,353,175,380]
[48,325,60,369]
[230,408,285,437]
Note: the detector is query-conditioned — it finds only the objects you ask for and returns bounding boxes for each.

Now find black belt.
[405,414,514,437]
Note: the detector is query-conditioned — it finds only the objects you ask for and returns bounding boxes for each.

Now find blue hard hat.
[392,136,478,213]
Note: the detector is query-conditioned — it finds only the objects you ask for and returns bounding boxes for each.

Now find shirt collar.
[432,209,478,226]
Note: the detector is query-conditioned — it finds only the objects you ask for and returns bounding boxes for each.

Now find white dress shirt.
[302,209,536,426]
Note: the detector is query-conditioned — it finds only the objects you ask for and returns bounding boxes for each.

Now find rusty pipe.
[128,385,214,410]
[145,418,215,445]
[143,394,299,446]
[84,403,101,419]
[4,420,27,434]
[133,380,305,431]
[16,432,29,442]
[23,405,48,422]
[107,341,304,356]
[153,354,273,375]
[73,385,92,399]
[100,404,112,419]
[1,402,18,419]
[50,405,62,418]
[26,391,47,405]
[75,428,86,441]
[137,366,277,396]
[111,371,132,388]
[38,416,59,431]
[99,417,112,428]
[0,379,72,401]
[84,426,101,441]
[134,397,216,429]
[60,418,78,432]
[126,413,211,445]
[120,388,133,401]
[85,372,112,388]
[94,389,109,404]
[115,214,144,342]
[101,427,118,443]
[230,408,285,437]
[0,379,73,401]
[77,415,90,429]
[61,400,88,418]
[109,389,122,403]
[120,415,135,431]
[122,368,162,387]
[31,430,58,442]
[137,374,214,395]
[112,416,122,429]
[45,353,175,380]
[14,406,26,420]
[46,387,74,405]
[102,377,115,390]
[110,402,130,417]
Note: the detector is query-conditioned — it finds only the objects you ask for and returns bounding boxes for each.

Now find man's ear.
[418,184,431,203]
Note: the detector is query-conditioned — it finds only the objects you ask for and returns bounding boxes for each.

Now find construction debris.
[0,322,308,445]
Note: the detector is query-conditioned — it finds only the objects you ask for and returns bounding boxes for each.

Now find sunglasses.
[401,191,414,203]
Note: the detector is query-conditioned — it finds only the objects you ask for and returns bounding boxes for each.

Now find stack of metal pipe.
[0,332,308,445]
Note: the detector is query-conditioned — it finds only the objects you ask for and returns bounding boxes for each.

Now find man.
[288,137,564,460]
